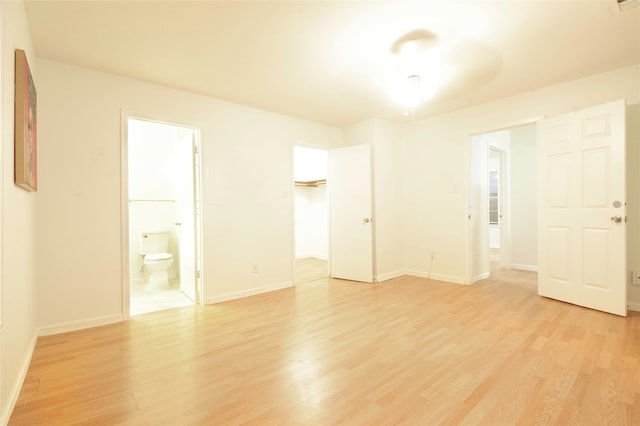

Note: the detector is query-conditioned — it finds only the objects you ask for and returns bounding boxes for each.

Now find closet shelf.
[295,179,326,188]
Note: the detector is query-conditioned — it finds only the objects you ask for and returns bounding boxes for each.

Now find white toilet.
[138,229,174,288]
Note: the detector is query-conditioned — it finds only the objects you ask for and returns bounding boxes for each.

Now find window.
[489,170,499,225]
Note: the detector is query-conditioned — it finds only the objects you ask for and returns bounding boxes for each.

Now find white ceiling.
[23,0,640,127]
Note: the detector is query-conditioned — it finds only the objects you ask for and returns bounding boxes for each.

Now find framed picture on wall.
[14,48,37,192]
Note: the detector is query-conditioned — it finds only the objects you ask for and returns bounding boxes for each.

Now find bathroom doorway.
[124,117,202,316]
[293,146,329,284]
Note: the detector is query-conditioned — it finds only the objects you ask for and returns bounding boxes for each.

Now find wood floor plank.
[9,269,640,425]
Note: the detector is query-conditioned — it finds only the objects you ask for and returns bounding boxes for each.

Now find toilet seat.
[144,252,173,261]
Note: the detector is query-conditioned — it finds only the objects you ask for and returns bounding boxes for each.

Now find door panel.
[538,99,626,316]
[547,226,570,282]
[329,144,373,283]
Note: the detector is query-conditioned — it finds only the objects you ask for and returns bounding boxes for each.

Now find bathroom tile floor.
[130,281,194,316]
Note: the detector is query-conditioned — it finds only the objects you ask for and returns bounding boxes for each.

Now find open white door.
[176,130,197,302]
[329,144,373,283]
[538,99,626,316]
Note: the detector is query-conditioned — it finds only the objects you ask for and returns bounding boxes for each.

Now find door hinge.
[196,270,201,279]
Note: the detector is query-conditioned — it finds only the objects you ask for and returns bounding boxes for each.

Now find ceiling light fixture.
[390,33,440,118]
[399,73,437,118]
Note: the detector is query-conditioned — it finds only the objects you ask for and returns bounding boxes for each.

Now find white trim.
[375,270,405,282]
[120,111,131,320]
[37,314,123,337]
[628,302,640,312]
[2,332,37,426]
[207,281,293,305]
[510,264,539,272]
[404,269,468,285]
[472,272,490,282]
[469,116,545,138]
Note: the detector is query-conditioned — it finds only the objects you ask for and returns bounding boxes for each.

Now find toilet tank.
[138,229,170,254]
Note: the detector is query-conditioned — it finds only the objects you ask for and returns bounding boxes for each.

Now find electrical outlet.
[251,264,259,274]
[633,271,640,285]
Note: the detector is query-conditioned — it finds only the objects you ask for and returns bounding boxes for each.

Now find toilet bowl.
[138,229,174,289]
[143,252,173,288]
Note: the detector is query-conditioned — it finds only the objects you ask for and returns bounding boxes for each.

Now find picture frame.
[14,48,37,192]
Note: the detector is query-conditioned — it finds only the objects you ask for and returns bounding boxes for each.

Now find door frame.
[465,116,542,284]
[120,112,204,318]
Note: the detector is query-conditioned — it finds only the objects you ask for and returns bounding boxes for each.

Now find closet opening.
[293,146,329,284]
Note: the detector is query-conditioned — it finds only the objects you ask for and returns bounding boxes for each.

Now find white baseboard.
[404,269,467,285]
[628,302,640,312]
[510,264,538,272]
[375,270,405,282]
[37,314,124,337]
[206,281,293,305]
[2,331,37,426]
[472,272,490,282]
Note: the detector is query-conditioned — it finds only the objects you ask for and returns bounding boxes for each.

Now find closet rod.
[294,179,326,187]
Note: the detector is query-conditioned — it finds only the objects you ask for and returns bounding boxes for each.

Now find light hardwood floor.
[10,269,640,425]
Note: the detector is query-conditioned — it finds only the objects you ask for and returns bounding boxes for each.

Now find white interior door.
[537,99,626,316]
[176,130,197,301]
[329,144,373,283]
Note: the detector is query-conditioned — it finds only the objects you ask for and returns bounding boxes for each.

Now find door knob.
[610,215,622,223]
[363,218,370,224]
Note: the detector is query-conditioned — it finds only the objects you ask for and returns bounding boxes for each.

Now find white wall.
[294,185,328,259]
[509,124,537,271]
[34,59,343,328]
[0,1,38,422]
[401,65,640,297]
